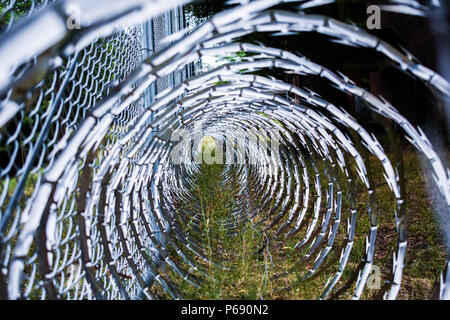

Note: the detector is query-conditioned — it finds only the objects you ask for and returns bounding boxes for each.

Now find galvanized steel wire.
[0,0,449,300]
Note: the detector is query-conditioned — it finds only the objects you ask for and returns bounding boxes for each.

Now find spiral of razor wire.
[0,0,449,300]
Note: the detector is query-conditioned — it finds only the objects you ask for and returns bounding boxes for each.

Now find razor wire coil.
[0,0,449,300]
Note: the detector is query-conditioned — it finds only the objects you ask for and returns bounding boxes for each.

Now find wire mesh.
[0,0,449,300]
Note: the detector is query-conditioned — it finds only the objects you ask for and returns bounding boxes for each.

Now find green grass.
[1,140,446,300]
[161,144,447,300]
[0,171,40,211]
[168,161,271,299]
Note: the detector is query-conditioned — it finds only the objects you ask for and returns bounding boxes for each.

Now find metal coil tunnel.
[0,0,450,300]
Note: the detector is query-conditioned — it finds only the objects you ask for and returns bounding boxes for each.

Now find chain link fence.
[0,0,190,299]
[0,0,449,300]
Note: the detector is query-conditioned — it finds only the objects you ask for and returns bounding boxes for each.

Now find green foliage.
[337,0,368,28]
[185,0,230,20]
[168,162,270,299]
[162,144,446,300]
[0,1,49,32]
[215,51,248,63]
